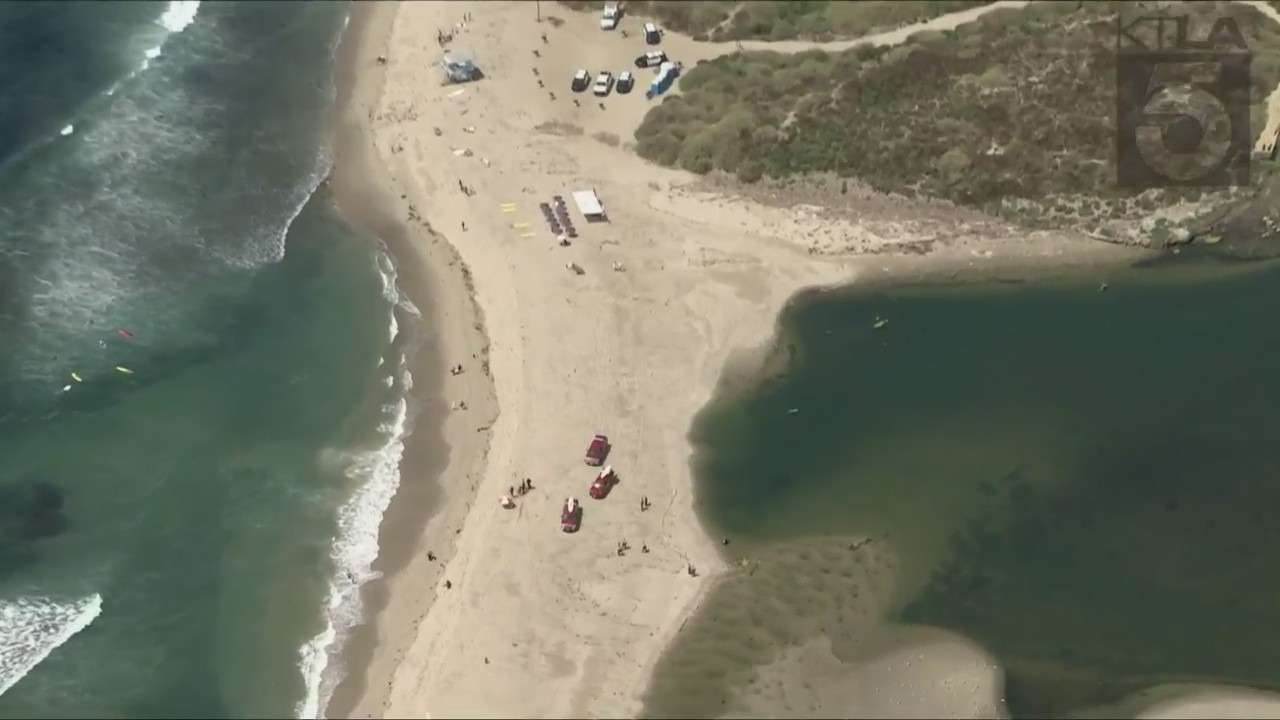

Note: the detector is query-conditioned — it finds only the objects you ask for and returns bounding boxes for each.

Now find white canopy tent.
[572,189,607,221]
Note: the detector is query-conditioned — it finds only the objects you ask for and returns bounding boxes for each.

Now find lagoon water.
[0,3,414,717]
[651,257,1280,718]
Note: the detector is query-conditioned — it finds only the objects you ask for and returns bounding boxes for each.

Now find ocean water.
[0,2,416,717]
[647,257,1280,718]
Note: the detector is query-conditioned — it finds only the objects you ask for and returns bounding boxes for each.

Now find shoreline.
[324,3,499,718]
[306,1,1280,719]
[309,1,1172,717]
[317,1,1154,718]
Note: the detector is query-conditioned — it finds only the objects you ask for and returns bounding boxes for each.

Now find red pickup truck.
[585,434,610,466]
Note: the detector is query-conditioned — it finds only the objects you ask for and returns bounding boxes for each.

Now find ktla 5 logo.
[1115,15,1252,189]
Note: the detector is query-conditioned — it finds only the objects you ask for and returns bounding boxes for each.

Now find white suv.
[593,71,614,96]
[600,2,620,30]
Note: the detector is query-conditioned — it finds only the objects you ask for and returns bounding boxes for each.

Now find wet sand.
[325,4,499,716]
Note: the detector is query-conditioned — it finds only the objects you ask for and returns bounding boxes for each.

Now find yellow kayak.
[70,372,82,382]
[114,366,133,375]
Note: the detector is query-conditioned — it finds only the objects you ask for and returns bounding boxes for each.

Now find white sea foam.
[379,252,405,343]
[296,397,410,720]
[0,594,103,698]
[107,1,203,95]
[236,156,333,269]
[158,1,201,33]
[38,0,200,164]
[142,2,201,70]
[295,252,422,719]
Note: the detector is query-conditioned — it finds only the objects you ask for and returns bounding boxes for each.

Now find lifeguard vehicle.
[561,497,582,533]
[585,434,610,466]
[589,465,616,499]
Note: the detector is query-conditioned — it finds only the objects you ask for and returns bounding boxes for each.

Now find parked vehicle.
[634,50,668,69]
[589,465,617,499]
[593,70,614,96]
[561,497,582,533]
[600,2,620,30]
[585,434,610,466]
[643,22,661,45]
[616,71,635,94]
[571,69,591,92]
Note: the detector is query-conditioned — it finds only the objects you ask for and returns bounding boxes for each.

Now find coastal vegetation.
[558,1,988,41]
[632,1,1280,241]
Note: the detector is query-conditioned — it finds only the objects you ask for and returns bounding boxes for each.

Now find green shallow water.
[653,257,1280,718]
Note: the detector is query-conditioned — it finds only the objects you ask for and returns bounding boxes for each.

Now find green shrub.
[632,1,1280,228]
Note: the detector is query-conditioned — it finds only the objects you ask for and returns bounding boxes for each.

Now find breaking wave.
[296,250,421,719]
[109,1,202,95]
[0,594,103,698]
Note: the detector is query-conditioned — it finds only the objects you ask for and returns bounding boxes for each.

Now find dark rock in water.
[28,479,64,516]
[0,477,68,547]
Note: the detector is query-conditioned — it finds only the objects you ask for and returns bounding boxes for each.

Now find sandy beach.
[317,2,1280,719]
